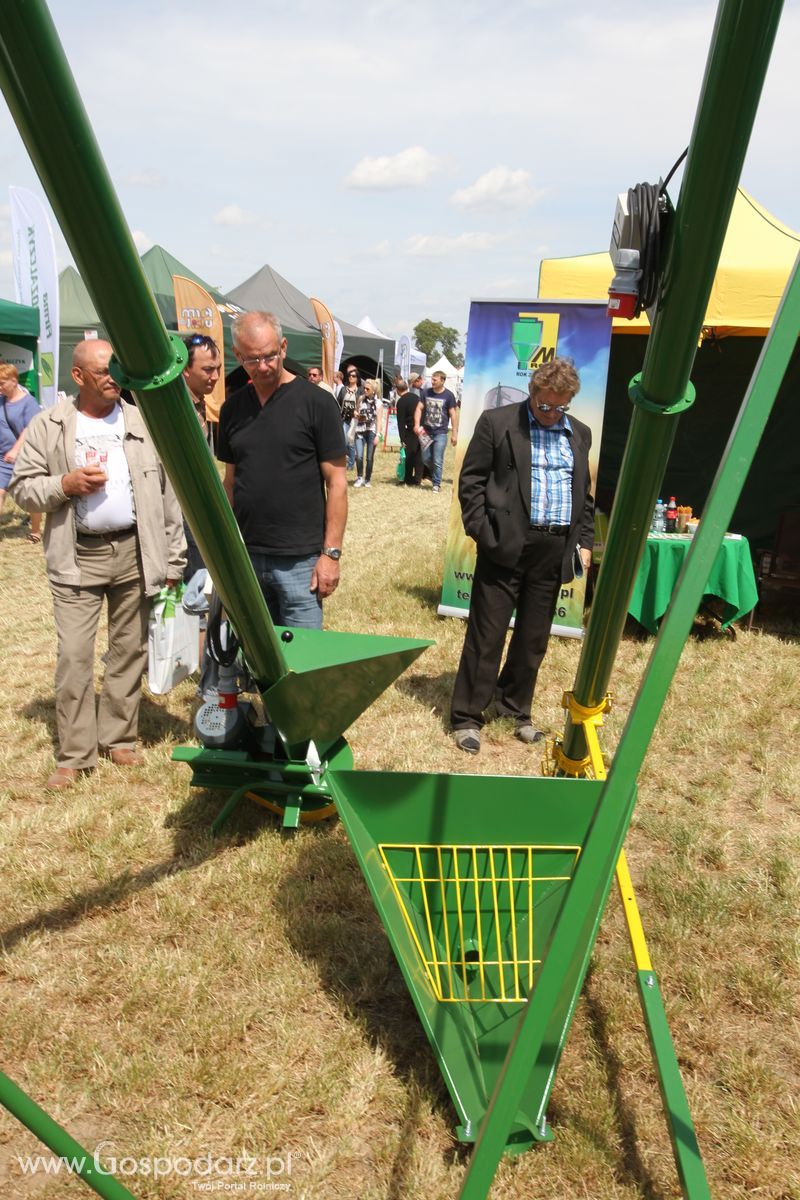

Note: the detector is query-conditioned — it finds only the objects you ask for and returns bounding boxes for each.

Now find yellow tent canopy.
[538,188,800,336]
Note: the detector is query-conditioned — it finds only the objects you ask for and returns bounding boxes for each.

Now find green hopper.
[327,769,616,1148]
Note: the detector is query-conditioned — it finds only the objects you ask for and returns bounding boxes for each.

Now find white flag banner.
[333,319,344,373]
[397,334,411,381]
[9,185,59,407]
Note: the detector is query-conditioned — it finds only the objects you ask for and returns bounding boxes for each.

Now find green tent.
[58,264,104,390]
[228,263,395,378]
[141,247,318,377]
[0,295,40,397]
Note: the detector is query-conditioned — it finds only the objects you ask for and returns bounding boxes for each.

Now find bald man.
[10,339,186,789]
[218,310,347,628]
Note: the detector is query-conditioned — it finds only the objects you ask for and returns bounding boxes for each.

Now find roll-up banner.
[438,299,612,638]
[9,185,58,407]
[172,274,226,424]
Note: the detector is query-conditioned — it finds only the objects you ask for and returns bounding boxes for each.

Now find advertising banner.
[396,334,411,382]
[310,296,335,386]
[438,299,612,637]
[173,274,226,423]
[9,186,58,407]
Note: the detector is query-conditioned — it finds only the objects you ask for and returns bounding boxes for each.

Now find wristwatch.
[322,546,342,560]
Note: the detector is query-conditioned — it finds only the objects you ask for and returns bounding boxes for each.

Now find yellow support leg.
[555,693,709,1199]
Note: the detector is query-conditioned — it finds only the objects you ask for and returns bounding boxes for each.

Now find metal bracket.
[628,372,696,415]
[109,333,189,391]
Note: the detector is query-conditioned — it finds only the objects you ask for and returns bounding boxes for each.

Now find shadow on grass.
[22,690,191,755]
[395,580,445,609]
[394,670,456,735]
[0,786,272,956]
[274,829,455,1149]
[579,965,669,1200]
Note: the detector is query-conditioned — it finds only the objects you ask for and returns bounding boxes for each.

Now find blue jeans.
[422,429,448,486]
[355,429,376,482]
[343,419,356,471]
[248,551,322,629]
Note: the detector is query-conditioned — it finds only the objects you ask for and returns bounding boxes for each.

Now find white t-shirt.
[73,406,136,533]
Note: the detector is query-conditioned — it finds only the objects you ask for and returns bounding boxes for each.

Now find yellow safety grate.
[378,842,581,1003]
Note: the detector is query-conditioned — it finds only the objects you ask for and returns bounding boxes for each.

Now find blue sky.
[1,1,798,350]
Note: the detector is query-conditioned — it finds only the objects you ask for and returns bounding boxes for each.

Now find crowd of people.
[4,310,593,784]
[318,363,459,493]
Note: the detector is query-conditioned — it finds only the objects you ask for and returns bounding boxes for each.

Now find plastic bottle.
[653,499,666,533]
[666,496,678,533]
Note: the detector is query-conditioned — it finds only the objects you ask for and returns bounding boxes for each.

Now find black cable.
[622,148,688,318]
[205,591,239,667]
[660,147,688,195]
[627,182,663,316]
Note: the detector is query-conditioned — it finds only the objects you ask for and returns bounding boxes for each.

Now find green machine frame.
[1,2,794,1198]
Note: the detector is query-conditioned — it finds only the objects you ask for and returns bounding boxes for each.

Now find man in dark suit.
[450,358,594,753]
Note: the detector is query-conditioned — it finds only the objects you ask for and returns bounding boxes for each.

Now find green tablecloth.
[628,533,758,634]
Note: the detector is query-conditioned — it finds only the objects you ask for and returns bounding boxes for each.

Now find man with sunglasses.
[183,333,222,437]
[217,310,347,628]
[450,358,594,754]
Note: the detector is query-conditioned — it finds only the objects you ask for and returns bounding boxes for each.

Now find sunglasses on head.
[186,333,219,352]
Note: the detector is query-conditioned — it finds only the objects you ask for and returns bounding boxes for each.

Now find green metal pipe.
[0,0,288,689]
[562,0,783,762]
[462,254,800,1200]
[0,1070,137,1200]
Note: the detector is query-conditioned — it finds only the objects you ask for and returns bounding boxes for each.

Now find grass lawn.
[1,444,798,1199]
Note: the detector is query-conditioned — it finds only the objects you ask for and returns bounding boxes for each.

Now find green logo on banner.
[41,352,55,387]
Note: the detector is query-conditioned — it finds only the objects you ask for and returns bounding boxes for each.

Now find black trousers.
[401,430,423,485]
[450,528,565,729]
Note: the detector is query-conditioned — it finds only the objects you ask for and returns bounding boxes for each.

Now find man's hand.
[62,466,108,496]
[580,548,592,572]
[310,554,340,599]
[166,578,181,590]
[3,448,17,464]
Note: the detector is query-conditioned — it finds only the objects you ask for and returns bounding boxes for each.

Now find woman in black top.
[353,378,381,489]
[338,365,362,474]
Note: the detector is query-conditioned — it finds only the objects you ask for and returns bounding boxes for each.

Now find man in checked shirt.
[451,358,594,754]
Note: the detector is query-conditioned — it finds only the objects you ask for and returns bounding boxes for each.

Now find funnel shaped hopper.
[326,769,605,1148]
[262,628,431,747]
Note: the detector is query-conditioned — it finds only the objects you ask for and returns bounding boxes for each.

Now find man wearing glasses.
[218,310,347,628]
[10,339,186,788]
[450,358,594,754]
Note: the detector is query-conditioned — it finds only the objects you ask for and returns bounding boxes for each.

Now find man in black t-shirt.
[395,378,422,486]
[218,311,347,628]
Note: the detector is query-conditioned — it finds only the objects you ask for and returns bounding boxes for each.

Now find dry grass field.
[1,444,798,1200]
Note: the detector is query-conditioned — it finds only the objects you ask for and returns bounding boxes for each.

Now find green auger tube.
[560,0,785,769]
[0,0,431,784]
[0,1070,138,1200]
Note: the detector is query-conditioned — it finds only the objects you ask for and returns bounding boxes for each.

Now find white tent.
[358,316,427,377]
[428,353,461,394]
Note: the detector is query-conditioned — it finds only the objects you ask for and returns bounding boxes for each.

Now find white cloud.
[402,231,508,258]
[371,240,391,257]
[450,167,545,211]
[131,229,154,253]
[214,205,258,227]
[125,169,166,188]
[344,146,443,190]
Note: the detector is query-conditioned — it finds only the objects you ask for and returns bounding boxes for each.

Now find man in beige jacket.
[11,339,186,789]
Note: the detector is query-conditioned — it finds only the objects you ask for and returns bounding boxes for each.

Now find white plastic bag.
[147,585,200,694]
